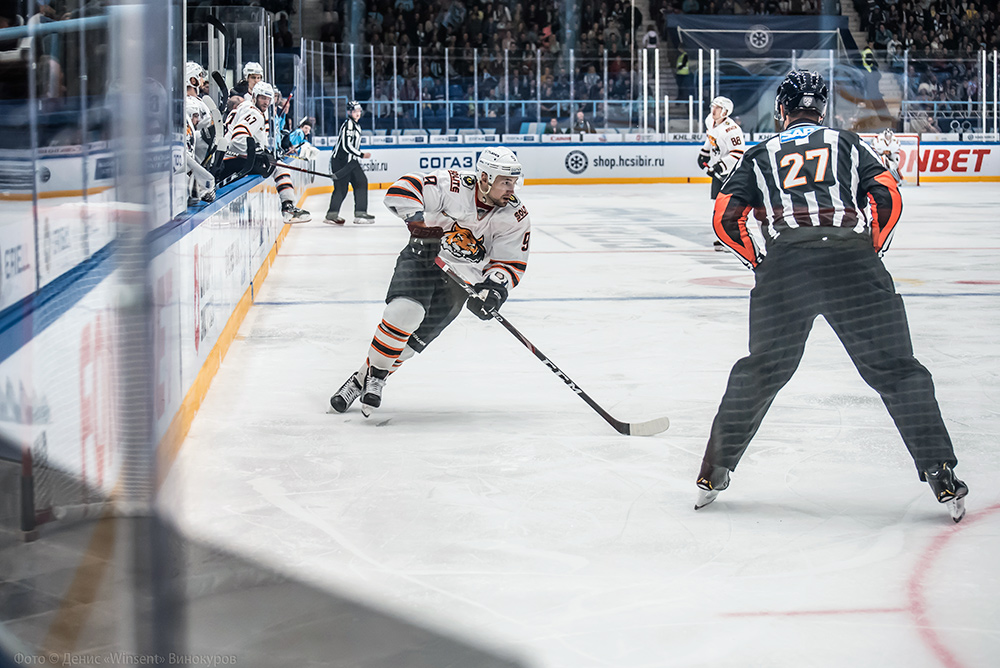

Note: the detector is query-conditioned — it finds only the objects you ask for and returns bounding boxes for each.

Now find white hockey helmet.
[243,61,264,78]
[710,96,734,117]
[882,128,895,140]
[252,81,275,102]
[476,146,523,186]
[347,100,363,114]
[185,61,205,88]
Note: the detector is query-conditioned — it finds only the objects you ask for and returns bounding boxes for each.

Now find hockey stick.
[211,71,230,110]
[434,258,669,437]
[275,161,336,179]
[206,15,229,40]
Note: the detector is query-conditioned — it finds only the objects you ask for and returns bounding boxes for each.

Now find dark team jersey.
[714,119,902,269]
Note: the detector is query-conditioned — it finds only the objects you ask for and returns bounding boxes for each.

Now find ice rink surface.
[164,181,1000,667]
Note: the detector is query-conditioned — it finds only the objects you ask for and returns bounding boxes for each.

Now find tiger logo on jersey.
[444,223,486,262]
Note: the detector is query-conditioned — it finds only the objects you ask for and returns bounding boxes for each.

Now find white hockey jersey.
[384,169,531,289]
[870,134,901,165]
[699,116,746,176]
[224,102,269,157]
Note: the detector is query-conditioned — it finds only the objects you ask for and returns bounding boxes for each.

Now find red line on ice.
[906,503,1000,668]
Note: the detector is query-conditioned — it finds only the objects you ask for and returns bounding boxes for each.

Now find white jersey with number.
[700,116,746,176]
[224,103,269,157]
[384,169,531,290]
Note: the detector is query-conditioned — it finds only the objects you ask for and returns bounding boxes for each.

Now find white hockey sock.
[275,169,294,203]
[366,298,425,372]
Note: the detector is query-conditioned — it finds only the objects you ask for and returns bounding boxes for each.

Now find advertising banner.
[312,141,1000,187]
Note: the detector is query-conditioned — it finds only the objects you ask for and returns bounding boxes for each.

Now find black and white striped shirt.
[714,119,903,269]
[331,117,363,164]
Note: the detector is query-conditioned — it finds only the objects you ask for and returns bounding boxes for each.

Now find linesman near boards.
[329,147,531,417]
[324,101,375,225]
[696,71,968,522]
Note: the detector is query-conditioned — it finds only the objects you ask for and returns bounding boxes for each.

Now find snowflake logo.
[745,25,772,53]
[565,150,588,175]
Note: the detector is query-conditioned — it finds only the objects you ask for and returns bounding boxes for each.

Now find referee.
[695,70,968,521]
[324,101,375,225]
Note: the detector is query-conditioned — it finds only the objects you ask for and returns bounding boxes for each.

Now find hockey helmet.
[882,128,896,140]
[710,96,734,117]
[476,146,522,186]
[185,61,205,88]
[347,100,363,114]
[773,70,828,120]
[251,81,275,102]
[243,61,264,79]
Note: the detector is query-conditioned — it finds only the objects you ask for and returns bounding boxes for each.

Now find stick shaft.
[435,258,631,435]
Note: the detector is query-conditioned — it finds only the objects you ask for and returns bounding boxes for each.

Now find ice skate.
[695,463,731,510]
[323,211,345,225]
[922,463,969,523]
[282,201,311,224]
[359,367,389,417]
[329,373,363,413]
[354,211,375,225]
[713,240,726,252]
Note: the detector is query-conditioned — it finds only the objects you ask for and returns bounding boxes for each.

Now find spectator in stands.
[544,117,565,134]
[572,110,596,134]
[642,24,658,49]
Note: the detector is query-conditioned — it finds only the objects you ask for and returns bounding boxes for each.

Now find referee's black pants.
[327,159,369,217]
[703,243,957,478]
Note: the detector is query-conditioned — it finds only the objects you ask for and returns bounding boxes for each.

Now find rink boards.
[303,139,1000,192]
[0,165,303,501]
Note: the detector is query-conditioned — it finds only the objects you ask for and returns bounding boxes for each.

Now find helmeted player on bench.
[329,146,532,417]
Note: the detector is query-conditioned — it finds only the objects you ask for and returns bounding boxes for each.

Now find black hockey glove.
[697,153,710,170]
[255,150,277,177]
[404,212,444,262]
[465,280,508,321]
[712,162,727,177]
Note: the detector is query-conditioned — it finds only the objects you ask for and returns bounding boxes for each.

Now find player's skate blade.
[694,465,730,510]
[947,497,966,523]
[694,488,719,510]
[329,374,362,413]
[923,462,968,523]
[359,367,388,418]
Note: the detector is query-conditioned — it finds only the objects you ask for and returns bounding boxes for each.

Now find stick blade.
[627,417,670,437]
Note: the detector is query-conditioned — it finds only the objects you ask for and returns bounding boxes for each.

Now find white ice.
[164,182,1000,668]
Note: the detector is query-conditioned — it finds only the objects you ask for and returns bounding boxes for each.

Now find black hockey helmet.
[773,70,828,120]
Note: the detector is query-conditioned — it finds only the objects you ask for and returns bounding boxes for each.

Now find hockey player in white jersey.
[329,146,532,417]
[870,128,903,184]
[184,97,215,205]
[698,96,745,250]
[219,81,310,222]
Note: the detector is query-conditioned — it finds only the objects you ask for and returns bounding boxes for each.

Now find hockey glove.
[255,150,277,177]
[405,212,444,262]
[465,280,508,321]
[712,162,727,177]
[697,153,710,170]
